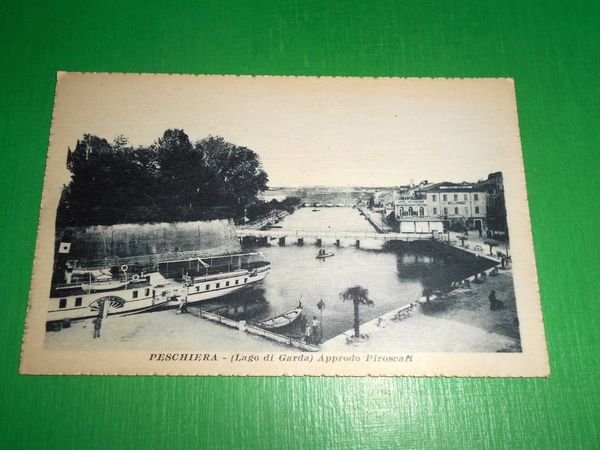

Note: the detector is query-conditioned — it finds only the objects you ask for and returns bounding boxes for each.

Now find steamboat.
[47,252,271,327]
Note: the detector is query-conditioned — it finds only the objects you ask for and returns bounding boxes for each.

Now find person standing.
[93,316,102,338]
[312,316,320,343]
[305,321,312,344]
[488,290,504,310]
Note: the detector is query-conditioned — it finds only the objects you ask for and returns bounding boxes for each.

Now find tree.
[198,136,268,216]
[153,129,204,215]
[340,285,374,338]
[57,130,269,227]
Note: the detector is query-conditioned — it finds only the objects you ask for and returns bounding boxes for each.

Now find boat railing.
[190,269,249,284]
[66,249,263,270]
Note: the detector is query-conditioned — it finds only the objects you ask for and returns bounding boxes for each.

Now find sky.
[49,74,523,187]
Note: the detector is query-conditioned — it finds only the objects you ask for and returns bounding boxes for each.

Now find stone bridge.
[236,228,435,247]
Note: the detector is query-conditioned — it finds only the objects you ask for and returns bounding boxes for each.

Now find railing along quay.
[186,307,320,352]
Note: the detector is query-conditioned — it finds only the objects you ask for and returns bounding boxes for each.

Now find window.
[145,288,150,296]
[419,207,424,217]
[433,207,437,215]
[206,284,210,290]
[132,290,138,299]
[196,286,200,292]
[474,194,479,201]
[443,194,447,201]
[465,207,469,215]
[454,194,458,201]
[454,207,459,215]
[59,298,67,309]
[244,278,248,283]
[216,283,220,288]
[464,194,468,201]
[75,297,82,307]
[235,280,239,285]
[443,207,448,215]
[226,281,230,287]
[475,206,480,214]
[408,207,413,216]
[432,194,437,201]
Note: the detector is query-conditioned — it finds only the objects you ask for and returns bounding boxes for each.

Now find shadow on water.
[386,240,496,292]
[224,239,498,341]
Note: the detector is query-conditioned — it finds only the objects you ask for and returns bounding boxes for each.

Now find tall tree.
[340,285,374,338]
[199,136,268,216]
[57,130,269,226]
[152,129,204,218]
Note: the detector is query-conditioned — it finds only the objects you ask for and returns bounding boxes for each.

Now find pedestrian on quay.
[488,290,504,311]
[312,315,319,342]
[305,321,312,344]
[93,316,102,338]
[299,314,307,336]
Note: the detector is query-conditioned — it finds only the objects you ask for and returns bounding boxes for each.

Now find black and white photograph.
[21,74,548,376]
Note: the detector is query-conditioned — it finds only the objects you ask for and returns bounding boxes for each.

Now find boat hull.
[47,265,270,324]
[258,307,303,329]
[316,253,335,259]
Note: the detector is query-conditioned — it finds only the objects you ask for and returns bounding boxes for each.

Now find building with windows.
[393,181,487,233]
[477,172,507,232]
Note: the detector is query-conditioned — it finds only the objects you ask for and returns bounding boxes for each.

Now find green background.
[1,1,598,448]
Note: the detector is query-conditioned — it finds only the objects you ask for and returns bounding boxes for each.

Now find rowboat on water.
[258,307,303,330]
[316,250,335,259]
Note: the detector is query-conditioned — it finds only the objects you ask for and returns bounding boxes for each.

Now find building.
[394,181,487,233]
[421,182,487,232]
[394,182,443,233]
[477,172,507,233]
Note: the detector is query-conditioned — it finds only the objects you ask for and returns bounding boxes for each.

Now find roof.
[419,182,486,193]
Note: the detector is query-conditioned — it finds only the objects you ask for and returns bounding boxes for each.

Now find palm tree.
[340,285,374,338]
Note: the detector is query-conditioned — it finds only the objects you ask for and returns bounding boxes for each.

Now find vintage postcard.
[20,73,549,376]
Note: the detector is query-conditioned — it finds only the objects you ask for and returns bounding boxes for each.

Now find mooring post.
[335,239,340,247]
[316,238,322,247]
[355,240,360,248]
[278,237,286,246]
[298,237,304,246]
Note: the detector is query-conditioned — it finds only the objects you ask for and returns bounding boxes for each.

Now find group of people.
[177,297,188,314]
[300,314,320,345]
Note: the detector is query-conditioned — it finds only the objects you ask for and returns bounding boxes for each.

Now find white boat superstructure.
[47,252,271,325]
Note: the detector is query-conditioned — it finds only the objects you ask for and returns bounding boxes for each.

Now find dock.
[186,307,320,352]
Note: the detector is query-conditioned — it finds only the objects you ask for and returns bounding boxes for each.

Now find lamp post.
[317,299,326,343]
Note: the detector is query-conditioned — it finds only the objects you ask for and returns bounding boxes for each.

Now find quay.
[356,205,394,233]
[323,232,515,352]
[186,306,319,352]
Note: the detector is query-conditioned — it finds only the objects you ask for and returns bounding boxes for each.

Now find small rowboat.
[316,252,335,259]
[258,307,303,330]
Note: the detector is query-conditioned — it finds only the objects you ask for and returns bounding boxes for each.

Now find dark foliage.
[57,130,268,226]
[245,197,302,222]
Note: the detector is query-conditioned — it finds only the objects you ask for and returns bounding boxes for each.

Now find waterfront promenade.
[45,309,290,352]
[323,263,519,353]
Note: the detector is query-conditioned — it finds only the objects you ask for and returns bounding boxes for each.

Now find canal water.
[203,207,495,341]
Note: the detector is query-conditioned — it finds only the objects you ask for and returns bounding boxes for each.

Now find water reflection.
[201,239,494,340]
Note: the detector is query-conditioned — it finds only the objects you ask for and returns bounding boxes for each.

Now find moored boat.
[257,307,303,330]
[47,252,271,327]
